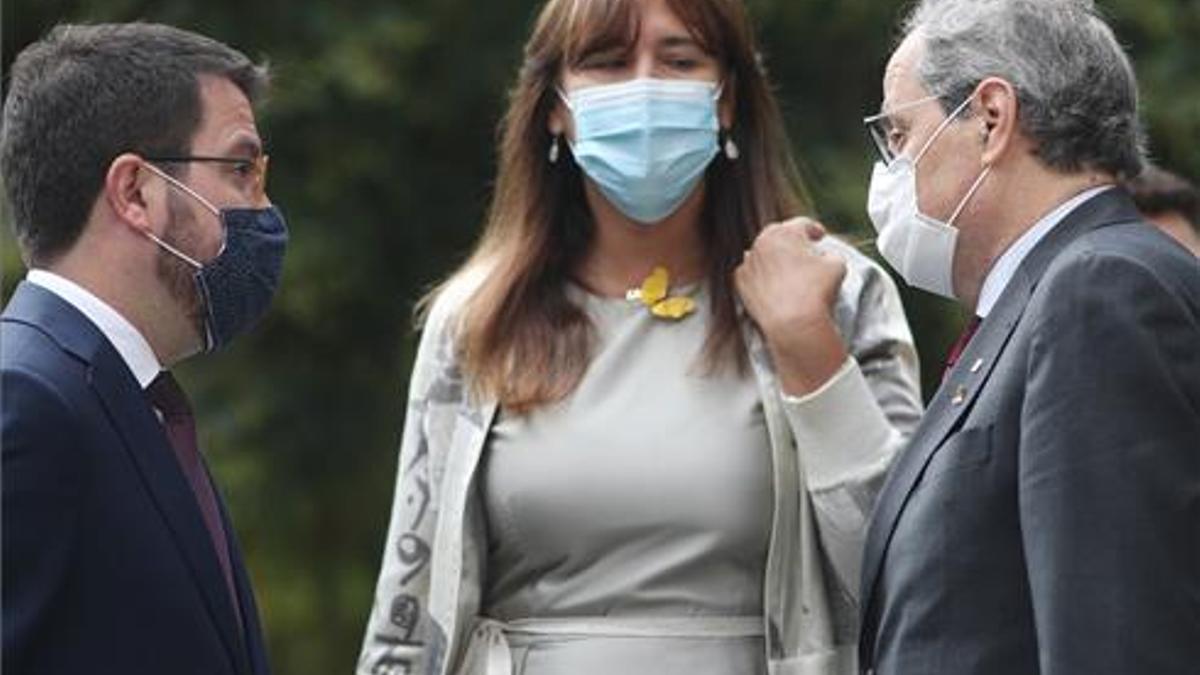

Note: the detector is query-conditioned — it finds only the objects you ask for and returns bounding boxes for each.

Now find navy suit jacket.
[858,189,1200,674]
[2,282,270,675]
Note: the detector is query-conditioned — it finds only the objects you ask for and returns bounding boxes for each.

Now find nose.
[632,49,656,80]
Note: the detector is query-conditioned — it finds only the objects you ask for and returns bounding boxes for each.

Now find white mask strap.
[143,230,203,269]
[141,161,221,217]
[914,95,975,166]
[556,86,573,111]
[139,161,218,269]
[947,165,993,227]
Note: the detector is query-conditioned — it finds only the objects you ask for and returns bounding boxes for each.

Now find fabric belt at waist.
[458,615,765,675]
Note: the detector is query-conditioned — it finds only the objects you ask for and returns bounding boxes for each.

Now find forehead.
[883,32,932,110]
[191,74,261,155]
[565,0,717,58]
[638,0,694,40]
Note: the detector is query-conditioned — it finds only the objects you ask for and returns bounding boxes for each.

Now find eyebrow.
[223,132,264,159]
[657,34,706,51]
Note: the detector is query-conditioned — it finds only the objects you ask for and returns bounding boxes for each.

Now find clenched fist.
[735,217,850,396]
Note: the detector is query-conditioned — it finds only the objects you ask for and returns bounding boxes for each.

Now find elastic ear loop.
[141,162,221,215]
[140,162,226,265]
[910,94,991,226]
[913,95,976,166]
[946,165,993,227]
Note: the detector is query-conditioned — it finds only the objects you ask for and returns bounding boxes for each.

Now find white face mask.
[866,96,991,299]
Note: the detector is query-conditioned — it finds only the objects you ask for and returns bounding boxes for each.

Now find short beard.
[156,191,208,343]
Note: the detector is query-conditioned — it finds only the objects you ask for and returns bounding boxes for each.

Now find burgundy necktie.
[943,315,983,381]
[145,371,242,624]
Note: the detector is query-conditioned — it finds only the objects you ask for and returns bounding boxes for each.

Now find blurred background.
[2,0,1197,672]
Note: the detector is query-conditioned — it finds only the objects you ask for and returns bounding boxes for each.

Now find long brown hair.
[429,0,810,412]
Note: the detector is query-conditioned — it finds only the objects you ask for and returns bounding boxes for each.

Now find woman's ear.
[718,74,737,130]
[547,85,573,141]
[549,106,566,137]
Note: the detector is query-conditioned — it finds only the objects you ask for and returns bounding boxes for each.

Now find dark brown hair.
[1,23,268,265]
[433,0,810,412]
[1126,165,1199,230]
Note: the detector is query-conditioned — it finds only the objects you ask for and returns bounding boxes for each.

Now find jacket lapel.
[430,397,498,673]
[858,272,1031,626]
[90,333,251,675]
[858,189,1146,653]
[4,283,249,674]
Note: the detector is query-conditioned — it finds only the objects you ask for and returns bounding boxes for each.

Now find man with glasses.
[2,23,285,675]
[854,1,1200,674]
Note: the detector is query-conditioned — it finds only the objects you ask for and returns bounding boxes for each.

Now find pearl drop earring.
[723,133,740,161]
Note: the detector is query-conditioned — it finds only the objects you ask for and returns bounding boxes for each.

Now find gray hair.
[902,0,1145,180]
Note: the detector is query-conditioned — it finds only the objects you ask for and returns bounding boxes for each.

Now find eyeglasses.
[862,95,942,166]
[144,155,270,203]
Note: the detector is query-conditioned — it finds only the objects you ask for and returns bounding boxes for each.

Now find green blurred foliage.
[1,1,1196,673]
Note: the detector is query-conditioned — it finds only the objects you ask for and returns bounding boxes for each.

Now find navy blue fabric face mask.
[142,162,289,352]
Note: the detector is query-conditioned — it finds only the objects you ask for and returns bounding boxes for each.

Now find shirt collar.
[975,185,1115,318]
[26,270,162,388]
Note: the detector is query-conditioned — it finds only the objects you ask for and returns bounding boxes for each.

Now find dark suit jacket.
[859,189,1200,674]
[2,282,271,675]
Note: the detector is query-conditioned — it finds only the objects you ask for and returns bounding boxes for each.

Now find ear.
[975,77,1019,167]
[547,88,573,141]
[718,74,737,130]
[104,153,161,236]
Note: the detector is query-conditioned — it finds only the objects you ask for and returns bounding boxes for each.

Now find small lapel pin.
[952,385,968,406]
[970,358,984,374]
[628,267,696,322]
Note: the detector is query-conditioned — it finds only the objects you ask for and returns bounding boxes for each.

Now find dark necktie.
[943,315,983,381]
[145,371,242,625]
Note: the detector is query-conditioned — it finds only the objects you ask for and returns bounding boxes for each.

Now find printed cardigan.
[358,238,923,675]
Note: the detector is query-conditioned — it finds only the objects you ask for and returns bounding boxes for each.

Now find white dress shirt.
[27,270,162,387]
[976,185,1115,318]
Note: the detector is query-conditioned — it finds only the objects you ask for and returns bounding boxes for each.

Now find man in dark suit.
[2,23,287,675]
[857,0,1200,673]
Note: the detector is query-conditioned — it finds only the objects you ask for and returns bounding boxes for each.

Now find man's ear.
[976,77,1019,167]
[104,153,161,236]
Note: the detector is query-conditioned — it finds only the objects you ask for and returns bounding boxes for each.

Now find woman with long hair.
[359,1,921,673]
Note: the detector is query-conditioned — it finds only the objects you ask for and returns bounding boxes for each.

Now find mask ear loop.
[141,161,227,262]
[144,229,204,270]
[946,165,992,227]
[556,87,574,112]
[142,162,221,216]
[710,81,741,161]
[913,95,976,166]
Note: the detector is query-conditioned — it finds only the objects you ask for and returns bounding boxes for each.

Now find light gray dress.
[480,284,772,675]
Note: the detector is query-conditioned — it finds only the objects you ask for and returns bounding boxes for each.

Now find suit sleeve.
[781,248,924,601]
[1019,251,1200,674]
[2,367,84,668]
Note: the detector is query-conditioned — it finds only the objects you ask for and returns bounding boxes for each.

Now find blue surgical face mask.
[142,163,288,352]
[561,78,722,225]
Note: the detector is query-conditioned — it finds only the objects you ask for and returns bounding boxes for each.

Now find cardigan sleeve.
[781,238,923,602]
[357,283,469,675]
